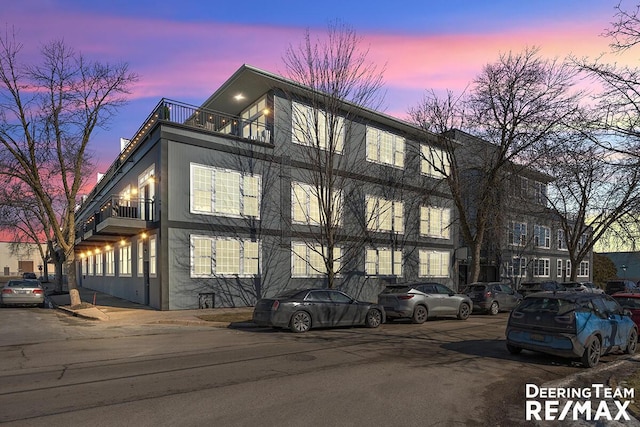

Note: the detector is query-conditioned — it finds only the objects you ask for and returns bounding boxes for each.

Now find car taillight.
[485,292,492,298]
[1,289,12,294]
[398,295,415,300]
[32,289,43,294]
[272,300,280,311]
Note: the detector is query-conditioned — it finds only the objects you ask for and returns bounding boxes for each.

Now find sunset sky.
[5,0,638,177]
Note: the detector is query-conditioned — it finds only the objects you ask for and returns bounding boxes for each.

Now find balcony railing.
[80,196,155,236]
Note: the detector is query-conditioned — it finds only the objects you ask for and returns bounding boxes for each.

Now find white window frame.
[533,225,550,249]
[105,248,115,276]
[509,221,527,246]
[578,261,589,277]
[418,250,450,278]
[533,258,550,277]
[420,206,451,239]
[119,243,132,277]
[95,251,103,276]
[420,145,450,178]
[87,254,94,276]
[508,257,527,278]
[291,182,342,226]
[366,195,404,234]
[149,236,157,277]
[137,240,144,278]
[557,229,567,251]
[291,242,341,278]
[190,164,261,218]
[366,126,405,168]
[291,101,344,152]
[190,235,260,278]
[365,247,403,277]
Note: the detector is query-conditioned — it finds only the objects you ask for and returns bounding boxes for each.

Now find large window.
[105,248,115,276]
[292,102,344,152]
[291,242,341,277]
[533,225,550,249]
[420,145,450,179]
[365,248,402,276]
[578,261,590,277]
[119,243,132,277]
[292,182,342,226]
[420,206,451,239]
[190,236,260,277]
[366,195,403,234]
[418,250,450,278]
[509,221,527,246]
[557,230,567,250]
[533,181,547,205]
[191,164,260,218]
[95,251,103,276]
[366,126,404,168]
[508,257,527,277]
[88,255,94,276]
[533,258,550,277]
[149,236,157,277]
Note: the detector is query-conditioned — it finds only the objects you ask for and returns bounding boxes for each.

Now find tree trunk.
[66,254,82,306]
[468,243,482,284]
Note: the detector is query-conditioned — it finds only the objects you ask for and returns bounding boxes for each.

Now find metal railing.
[81,196,155,234]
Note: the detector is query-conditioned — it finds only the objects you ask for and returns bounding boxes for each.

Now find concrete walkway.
[45,285,254,327]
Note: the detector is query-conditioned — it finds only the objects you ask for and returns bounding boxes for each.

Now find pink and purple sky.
[5,0,638,177]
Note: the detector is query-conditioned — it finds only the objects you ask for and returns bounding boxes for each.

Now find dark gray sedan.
[253,288,385,333]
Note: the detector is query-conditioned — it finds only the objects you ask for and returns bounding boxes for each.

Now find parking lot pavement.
[46,286,255,327]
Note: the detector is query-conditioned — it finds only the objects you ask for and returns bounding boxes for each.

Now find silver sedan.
[1,279,46,307]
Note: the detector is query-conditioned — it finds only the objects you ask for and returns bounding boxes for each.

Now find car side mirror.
[449,292,454,296]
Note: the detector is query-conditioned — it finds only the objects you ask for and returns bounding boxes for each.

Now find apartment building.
[73,65,458,309]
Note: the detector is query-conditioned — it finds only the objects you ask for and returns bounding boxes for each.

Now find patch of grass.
[197,312,253,323]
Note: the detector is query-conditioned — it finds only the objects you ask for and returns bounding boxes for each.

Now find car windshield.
[516,297,574,315]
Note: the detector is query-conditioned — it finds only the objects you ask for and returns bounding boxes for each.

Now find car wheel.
[290,311,311,333]
[582,336,602,368]
[457,303,470,320]
[365,309,382,328]
[506,343,522,355]
[626,328,638,355]
[489,301,499,315]
[412,305,428,324]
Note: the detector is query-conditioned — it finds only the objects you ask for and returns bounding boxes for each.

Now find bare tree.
[0,29,138,305]
[542,134,640,280]
[281,21,385,288]
[410,47,583,284]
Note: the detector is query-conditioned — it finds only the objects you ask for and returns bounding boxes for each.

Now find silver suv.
[378,283,473,323]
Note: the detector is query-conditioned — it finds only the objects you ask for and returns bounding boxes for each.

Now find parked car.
[377,283,472,323]
[463,282,522,315]
[612,293,640,329]
[21,272,37,280]
[506,292,637,367]
[563,282,604,294]
[1,279,46,307]
[252,288,385,333]
[605,280,639,295]
[518,281,564,297]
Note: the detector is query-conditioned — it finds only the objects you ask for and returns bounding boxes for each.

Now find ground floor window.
[291,242,342,277]
[418,250,450,278]
[190,235,260,277]
[95,252,103,276]
[365,248,402,276]
[578,261,589,277]
[533,258,550,277]
[105,248,115,276]
[507,257,527,278]
[149,236,157,277]
[119,243,132,276]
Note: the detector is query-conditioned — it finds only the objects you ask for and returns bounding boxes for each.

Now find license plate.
[530,333,545,342]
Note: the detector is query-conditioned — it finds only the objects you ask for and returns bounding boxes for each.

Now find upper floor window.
[366,195,403,234]
[420,206,451,239]
[509,221,527,246]
[418,250,450,278]
[533,181,547,205]
[190,236,260,278]
[292,102,344,152]
[191,164,260,218]
[366,126,404,168]
[365,247,402,276]
[292,182,342,226]
[533,225,550,249]
[420,145,450,179]
[557,230,567,250]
